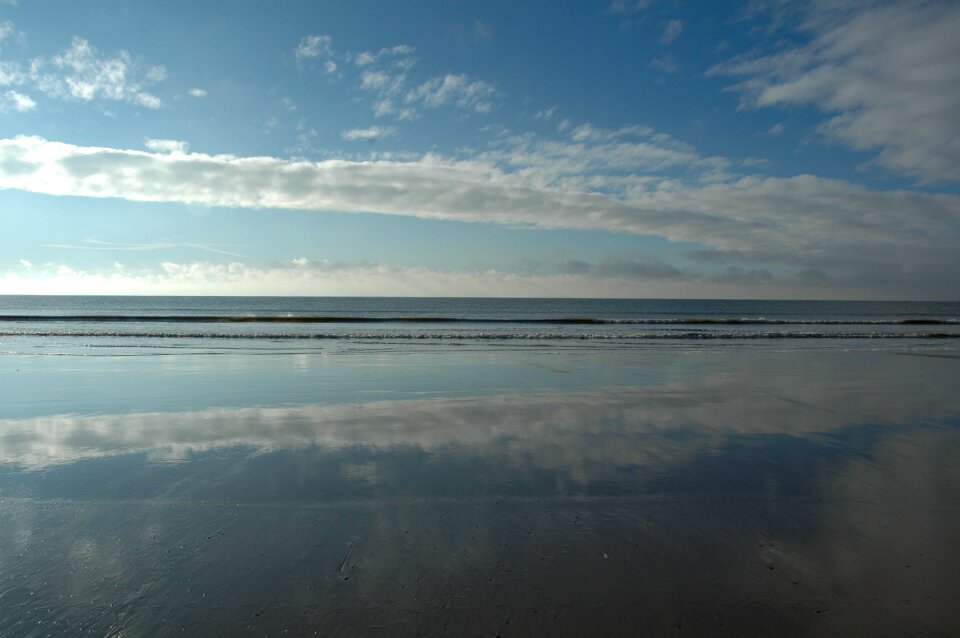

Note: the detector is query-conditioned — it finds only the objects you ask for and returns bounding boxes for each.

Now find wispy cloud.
[660,19,683,44]
[41,239,245,258]
[0,256,865,299]
[405,73,496,114]
[341,126,396,141]
[353,44,415,68]
[293,34,343,77]
[0,20,18,47]
[648,56,677,74]
[0,34,166,109]
[40,37,165,108]
[295,34,332,61]
[188,87,207,98]
[2,89,34,112]
[535,105,558,120]
[347,44,495,119]
[712,1,960,184]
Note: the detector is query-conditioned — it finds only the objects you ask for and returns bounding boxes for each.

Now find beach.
[1,297,959,634]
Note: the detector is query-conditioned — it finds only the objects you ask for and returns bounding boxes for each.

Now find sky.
[0,0,958,299]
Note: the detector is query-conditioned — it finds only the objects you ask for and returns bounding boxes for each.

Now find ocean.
[2,295,959,350]
[2,295,959,635]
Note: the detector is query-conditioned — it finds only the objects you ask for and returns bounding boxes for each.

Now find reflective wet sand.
[1,347,959,635]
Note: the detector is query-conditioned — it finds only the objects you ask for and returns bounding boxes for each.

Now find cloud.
[2,89,34,111]
[473,19,492,40]
[188,87,207,98]
[354,51,376,66]
[0,20,24,52]
[0,256,874,299]
[648,56,677,74]
[47,37,164,107]
[353,44,415,68]
[596,257,684,279]
[361,71,495,118]
[535,105,558,120]
[766,122,784,137]
[0,258,708,298]
[483,123,728,184]
[360,70,392,91]
[295,34,332,60]
[0,20,17,46]
[660,19,683,44]
[3,36,167,109]
[1,134,958,297]
[341,126,396,141]
[41,239,243,258]
[558,257,683,280]
[353,44,492,119]
[405,73,496,113]
[144,138,188,154]
[712,1,960,184]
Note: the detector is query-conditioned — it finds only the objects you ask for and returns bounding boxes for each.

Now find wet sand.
[1,347,959,635]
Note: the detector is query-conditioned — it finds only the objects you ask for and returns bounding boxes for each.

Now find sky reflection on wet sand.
[1,347,959,635]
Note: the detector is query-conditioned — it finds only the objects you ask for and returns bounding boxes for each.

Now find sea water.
[2,296,958,352]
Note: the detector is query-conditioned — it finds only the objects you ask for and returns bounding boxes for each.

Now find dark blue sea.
[1,296,958,354]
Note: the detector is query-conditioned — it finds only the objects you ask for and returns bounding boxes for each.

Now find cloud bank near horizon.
[1,133,958,296]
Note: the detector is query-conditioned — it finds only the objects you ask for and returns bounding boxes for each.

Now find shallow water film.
[2,337,960,635]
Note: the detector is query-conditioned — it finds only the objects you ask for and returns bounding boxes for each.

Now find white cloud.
[0,258,855,299]
[713,1,960,184]
[353,44,415,68]
[1,134,958,296]
[0,20,16,46]
[188,87,207,98]
[354,51,376,66]
[353,46,491,118]
[295,34,332,60]
[144,138,189,154]
[661,19,683,44]
[341,126,396,141]
[18,259,31,269]
[135,92,162,109]
[3,89,34,111]
[766,123,784,137]
[482,124,726,188]
[405,73,495,113]
[373,99,393,117]
[360,70,392,91]
[0,20,24,51]
[24,37,165,109]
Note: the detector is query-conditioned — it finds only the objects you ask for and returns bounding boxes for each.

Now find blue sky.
[1,0,958,298]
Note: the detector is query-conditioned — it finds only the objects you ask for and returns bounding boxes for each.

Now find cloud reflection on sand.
[1,350,959,634]
[2,351,958,474]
